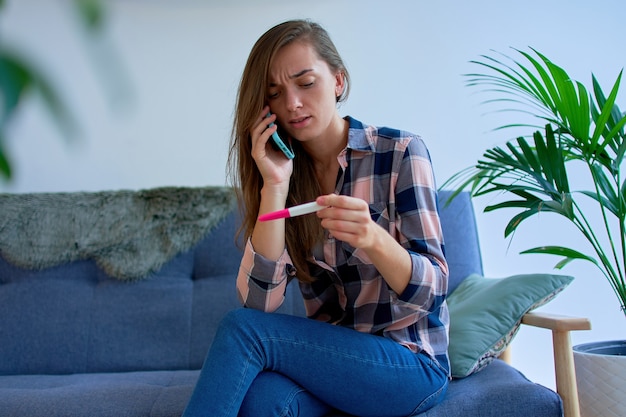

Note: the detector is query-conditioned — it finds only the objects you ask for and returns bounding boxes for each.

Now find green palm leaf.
[521,246,600,269]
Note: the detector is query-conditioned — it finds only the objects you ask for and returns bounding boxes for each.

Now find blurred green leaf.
[0,0,107,182]
[0,51,32,125]
[0,48,77,139]
[73,0,105,32]
[0,133,11,179]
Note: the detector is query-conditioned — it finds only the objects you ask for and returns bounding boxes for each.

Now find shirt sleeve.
[236,238,293,312]
[391,135,448,315]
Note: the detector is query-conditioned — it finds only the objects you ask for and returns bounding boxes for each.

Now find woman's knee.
[213,308,277,352]
[217,308,263,334]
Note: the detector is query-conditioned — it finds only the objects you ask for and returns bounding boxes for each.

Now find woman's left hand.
[315,194,380,250]
[316,193,413,295]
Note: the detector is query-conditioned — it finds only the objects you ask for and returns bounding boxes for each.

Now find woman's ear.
[335,71,345,99]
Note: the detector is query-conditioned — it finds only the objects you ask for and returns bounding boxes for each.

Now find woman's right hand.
[250,106,293,195]
[249,107,292,260]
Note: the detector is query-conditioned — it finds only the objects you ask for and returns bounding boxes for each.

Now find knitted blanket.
[0,186,237,280]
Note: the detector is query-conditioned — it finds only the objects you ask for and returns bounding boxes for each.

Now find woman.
[183,19,449,417]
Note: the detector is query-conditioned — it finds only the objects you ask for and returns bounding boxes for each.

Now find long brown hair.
[227,19,350,282]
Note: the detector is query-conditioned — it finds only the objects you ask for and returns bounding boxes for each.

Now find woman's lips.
[289,116,311,129]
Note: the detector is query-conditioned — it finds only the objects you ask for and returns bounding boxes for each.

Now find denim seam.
[409,363,448,416]
[225,344,258,416]
[278,386,307,417]
[259,336,427,370]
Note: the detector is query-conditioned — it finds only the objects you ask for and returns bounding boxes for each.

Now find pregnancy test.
[258,201,326,222]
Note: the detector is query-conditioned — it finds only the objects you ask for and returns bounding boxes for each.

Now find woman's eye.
[267,92,279,100]
[302,82,314,88]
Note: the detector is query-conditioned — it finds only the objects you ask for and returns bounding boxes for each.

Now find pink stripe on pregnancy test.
[258,201,327,222]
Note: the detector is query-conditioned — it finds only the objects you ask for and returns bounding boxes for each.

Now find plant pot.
[573,340,626,417]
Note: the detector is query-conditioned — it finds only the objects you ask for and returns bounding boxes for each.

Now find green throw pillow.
[447,273,573,378]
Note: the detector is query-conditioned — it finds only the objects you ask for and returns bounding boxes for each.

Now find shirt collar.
[345,116,376,153]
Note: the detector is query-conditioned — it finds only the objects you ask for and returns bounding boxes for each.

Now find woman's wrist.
[260,184,289,209]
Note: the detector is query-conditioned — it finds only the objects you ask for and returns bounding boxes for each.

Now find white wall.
[2,0,625,390]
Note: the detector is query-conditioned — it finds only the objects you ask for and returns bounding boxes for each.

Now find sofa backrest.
[0,208,304,377]
[0,188,481,376]
[437,190,484,294]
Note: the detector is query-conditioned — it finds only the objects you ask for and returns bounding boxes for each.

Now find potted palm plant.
[443,48,626,417]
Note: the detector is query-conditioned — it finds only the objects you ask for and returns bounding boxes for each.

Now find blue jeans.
[183,308,448,417]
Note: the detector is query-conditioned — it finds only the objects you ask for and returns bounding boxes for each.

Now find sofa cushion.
[0,370,198,417]
[291,359,562,417]
[0,254,304,376]
[447,273,573,378]
[0,252,201,375]
[0,360,560,417]
[420,359,562,417]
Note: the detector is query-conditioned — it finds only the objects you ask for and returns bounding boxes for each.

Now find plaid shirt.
[237,116,450,373]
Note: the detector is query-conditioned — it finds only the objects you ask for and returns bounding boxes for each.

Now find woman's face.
[267,41,344,144]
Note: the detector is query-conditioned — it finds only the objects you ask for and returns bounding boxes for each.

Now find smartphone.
[266,112,294,159]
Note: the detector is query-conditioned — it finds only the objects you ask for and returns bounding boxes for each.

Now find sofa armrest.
[522,311,591,332]
[521,312,591,417]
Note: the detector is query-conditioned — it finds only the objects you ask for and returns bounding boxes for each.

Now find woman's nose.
[285,89,302,112]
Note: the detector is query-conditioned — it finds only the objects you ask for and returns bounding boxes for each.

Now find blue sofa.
[0,186,580,417]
